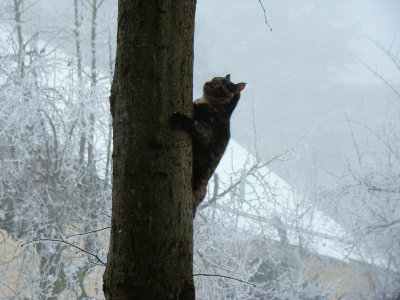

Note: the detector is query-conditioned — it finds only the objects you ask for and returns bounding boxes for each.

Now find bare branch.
[365,34,400,73]
[345,112,362,167]
[21,235,106,266]
[101,212,111,218]
[65,226,111,239]
[257,0,272,31]
[350,53,400,99]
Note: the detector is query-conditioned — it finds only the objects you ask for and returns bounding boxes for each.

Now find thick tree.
[103,0,196,299]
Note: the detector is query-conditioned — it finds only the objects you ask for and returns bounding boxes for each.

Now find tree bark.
[103,0,196,299]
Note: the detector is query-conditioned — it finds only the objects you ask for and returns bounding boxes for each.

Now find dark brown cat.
[171,74,246,217]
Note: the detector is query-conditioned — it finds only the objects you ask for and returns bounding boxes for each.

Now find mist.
[196,0,400,193]
[0,0,399,298]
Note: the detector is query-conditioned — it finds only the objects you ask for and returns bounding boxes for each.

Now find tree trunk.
[103,0,196,299]
[13,0,24,79]
[74,0,86,166]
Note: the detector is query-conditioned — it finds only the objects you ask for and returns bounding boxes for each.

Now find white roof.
[203,139,356,262]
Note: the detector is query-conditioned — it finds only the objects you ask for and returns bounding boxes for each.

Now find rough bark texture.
[103,0,196,299]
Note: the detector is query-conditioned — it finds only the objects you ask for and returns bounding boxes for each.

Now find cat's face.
[203,74,246,99]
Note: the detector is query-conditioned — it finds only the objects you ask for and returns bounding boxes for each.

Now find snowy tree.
[193,144,334,299]
[319,38,400,299]
[0,0,112,297]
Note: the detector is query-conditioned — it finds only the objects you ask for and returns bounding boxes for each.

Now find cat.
[171,74,246,217]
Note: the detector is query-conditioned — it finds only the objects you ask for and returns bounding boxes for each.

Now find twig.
[86,262,106,272]
[350,53,400,99]
[215,150,290,200]
[193,273,256,287]
[21,235,106,265]
[345,112,362,167]
[257,0,272,31]
[364,33,400,73]
[101,212,111,218]
[65,226,111,239]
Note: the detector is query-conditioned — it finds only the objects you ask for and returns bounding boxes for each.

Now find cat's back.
[193,97,228,124]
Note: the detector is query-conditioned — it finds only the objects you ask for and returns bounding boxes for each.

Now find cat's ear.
[235,82,246,92]
[225,74,231,81]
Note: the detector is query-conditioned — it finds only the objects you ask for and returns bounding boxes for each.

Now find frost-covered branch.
[21,234,106,266]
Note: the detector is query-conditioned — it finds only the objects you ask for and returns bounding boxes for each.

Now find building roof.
[204,139,357,263]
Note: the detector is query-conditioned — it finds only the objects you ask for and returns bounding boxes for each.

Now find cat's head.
[203,74,246,100]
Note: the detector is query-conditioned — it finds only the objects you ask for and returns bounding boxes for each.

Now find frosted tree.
[193,145,334,299]
[0,1,349,298]
[319,38,400,299]
[0,0,112,297]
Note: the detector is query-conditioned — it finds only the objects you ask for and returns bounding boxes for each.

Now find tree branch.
[21,234,106,265]
[65,226,111,239]
[351,53,400,99]
[257,0,272,31]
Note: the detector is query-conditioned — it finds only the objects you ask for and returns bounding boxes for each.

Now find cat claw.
[170,112,188,126]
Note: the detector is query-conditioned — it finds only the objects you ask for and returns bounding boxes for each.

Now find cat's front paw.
[170,112,189,127]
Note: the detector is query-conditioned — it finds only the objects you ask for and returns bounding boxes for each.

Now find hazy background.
[195,0,400,203]
[12,0,400,219]
[1,1,399,298]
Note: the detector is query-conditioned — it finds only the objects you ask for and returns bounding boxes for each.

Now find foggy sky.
[17,0,400,196]
[194,0,400,196]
